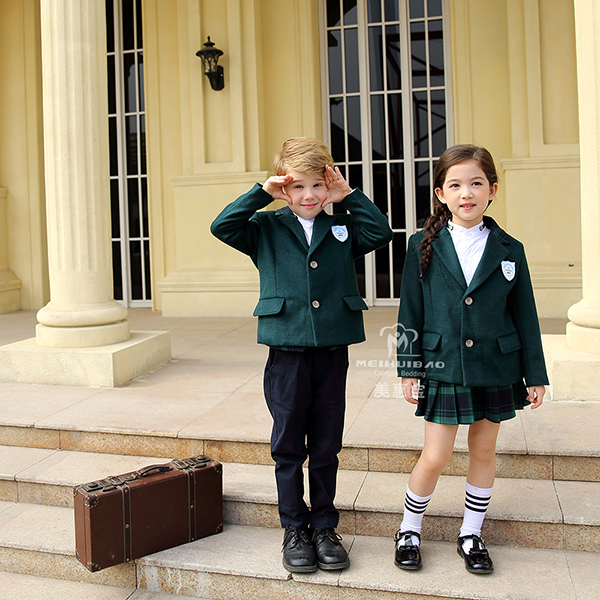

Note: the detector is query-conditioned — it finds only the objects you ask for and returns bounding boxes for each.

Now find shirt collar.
[295,214,316,226]
[447,220,486,235]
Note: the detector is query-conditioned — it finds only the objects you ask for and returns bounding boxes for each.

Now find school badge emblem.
[501,261,516,281]
[331,225,348,242]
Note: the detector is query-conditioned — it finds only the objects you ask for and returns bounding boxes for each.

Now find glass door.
[321,0,452,304]
[106,0,151,307]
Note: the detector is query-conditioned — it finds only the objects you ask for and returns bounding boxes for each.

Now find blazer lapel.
[433,227,467,290]
[308,212,337,255]
[276,208,309,251]
[466,224,509,293]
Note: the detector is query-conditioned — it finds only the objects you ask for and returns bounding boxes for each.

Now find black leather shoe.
[457,535,494,574]
[394,530,422,570]
[311,527,350,570]
[282,527,317,573]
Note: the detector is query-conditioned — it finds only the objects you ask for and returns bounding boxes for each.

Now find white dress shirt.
[447,220,490,286]
[296,214,315,244]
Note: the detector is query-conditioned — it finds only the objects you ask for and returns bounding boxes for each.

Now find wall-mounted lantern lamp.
[196,37,225,91]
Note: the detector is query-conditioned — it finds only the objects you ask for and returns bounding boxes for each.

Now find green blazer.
[397,217,549,387]
[211,184,393,347]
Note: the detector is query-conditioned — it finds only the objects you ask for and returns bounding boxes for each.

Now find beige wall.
[0,187,21,313]
[146,0,322,316]
[0,0,48,311]
[0,0,582,319]
[142,0,182,311]
[259,0,323,163]
[450,0,581,318]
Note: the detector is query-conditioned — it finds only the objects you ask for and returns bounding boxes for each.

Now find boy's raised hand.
[263,174,293,203]
[322,165,353,207]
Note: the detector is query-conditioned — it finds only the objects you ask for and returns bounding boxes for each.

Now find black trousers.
[263,346,349,530]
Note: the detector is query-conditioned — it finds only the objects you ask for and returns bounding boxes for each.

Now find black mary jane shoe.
[282,527,317,573]
[457,534,494,574]
[394,530,422,570]
[311,527,350,570]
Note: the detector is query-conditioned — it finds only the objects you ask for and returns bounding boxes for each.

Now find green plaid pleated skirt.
[415,379,530,424]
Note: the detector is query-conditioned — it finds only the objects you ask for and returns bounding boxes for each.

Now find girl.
[394,145,547,574]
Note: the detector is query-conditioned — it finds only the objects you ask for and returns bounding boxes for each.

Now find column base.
[36,320,130,348]
[543,333,600,401]
[0,331,171,388]
[566,321,600,354]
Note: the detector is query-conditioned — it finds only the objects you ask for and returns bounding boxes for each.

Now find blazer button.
[312,300,320,309]
[310,260,318,269]
[465,339,474,348]
[464,296,473,305]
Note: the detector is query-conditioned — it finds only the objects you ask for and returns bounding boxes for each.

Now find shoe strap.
[460,534,489,556]
[394,530,421,548]
[394,530,421,543]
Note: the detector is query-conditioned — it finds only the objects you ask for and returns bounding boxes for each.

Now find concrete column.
[0,0,171,386]
[567,0,600,353]
[35,0,128,347]
[541,0,600,400]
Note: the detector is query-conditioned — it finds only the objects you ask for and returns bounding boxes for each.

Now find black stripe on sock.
[405,498,429,514]
[465,491,491,512]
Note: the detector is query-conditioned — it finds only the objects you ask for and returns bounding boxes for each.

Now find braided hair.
[419,145,498,277]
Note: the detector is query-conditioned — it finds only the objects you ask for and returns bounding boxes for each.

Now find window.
[107,0,150,306]
[321,0,452,303]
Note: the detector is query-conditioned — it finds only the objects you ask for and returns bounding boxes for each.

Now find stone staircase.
[0,308,599,599]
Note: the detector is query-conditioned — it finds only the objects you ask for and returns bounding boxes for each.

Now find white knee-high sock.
[399,485,433,545]
[459,482,493,549]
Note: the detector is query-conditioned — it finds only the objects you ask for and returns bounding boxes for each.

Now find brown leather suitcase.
[73,455,223,572]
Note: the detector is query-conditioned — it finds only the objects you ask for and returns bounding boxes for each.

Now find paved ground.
[0,308,585,461]
[1,308,599,600]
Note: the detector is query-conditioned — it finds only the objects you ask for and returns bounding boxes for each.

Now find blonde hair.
[273,137,334,176]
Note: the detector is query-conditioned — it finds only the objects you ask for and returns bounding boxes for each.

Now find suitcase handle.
[136,464,173,478]
[173,456,211,470]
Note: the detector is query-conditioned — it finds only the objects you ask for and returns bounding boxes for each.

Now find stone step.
[137,525,600,600]
[0,501,135,588]
[0,503,597,600]
[225,464,600,552]
[1,375,599,481]
[0,570,205,600]
[0,445,170,507]
[1,402,600,483]
[1,447,598,552]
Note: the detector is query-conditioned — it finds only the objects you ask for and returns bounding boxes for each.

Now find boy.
[210,138,393,573]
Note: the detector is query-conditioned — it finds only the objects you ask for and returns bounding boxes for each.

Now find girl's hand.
[263,175,293,203]
[527,385,545,409]
[322,165,352,207]
[401,377,421,405]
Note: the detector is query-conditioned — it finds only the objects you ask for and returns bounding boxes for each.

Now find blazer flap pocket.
[343,296,369,311]
[253,297,285,317]
[421,331,441,351]
[497,331,522,354]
